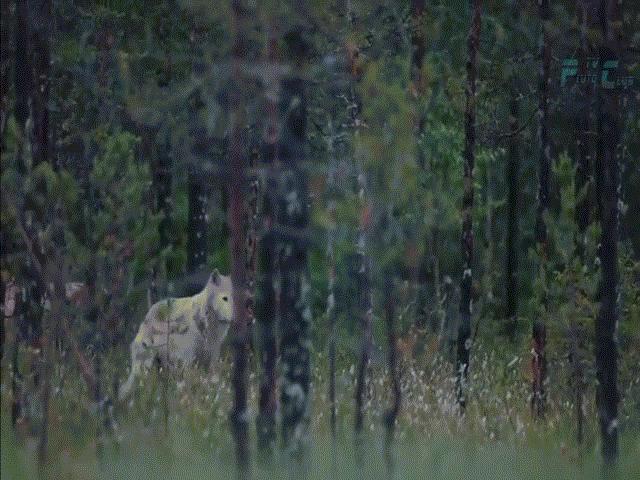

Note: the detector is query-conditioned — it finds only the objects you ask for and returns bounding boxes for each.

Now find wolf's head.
[205,269,233,325]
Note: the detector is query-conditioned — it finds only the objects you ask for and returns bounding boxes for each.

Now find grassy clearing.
[2,336,639,479]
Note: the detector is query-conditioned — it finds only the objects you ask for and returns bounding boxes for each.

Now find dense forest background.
[1,0,639,479]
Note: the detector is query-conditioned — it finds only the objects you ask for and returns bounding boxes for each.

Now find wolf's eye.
[222,296,229,302]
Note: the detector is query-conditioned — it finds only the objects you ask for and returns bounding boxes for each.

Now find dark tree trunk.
[456,0,481,412]
[383,279,400,480]
[532,0,551,419]
[594,0,622,467]
[28,0,51,168]
[411,0,429,337]
[350,15,372,449]
[187,23,209,275]
[256,27,279,460]
[229,2,251,477]
[255,230,277,457]
[278,46,311,461]
[245,131,259,336]
[571,0,594,446]
[354,222,372,434]
[11,324,22,427]
[30,2,53,461]
[147,130,172,305]
[155,138,173,253]
[574,1,594,259]
[187,172,208,272]
[410,0,426,97]
[37,274,60,470]
[0,0,11,149]
[187,155,208,272]
[504,96,519,337]
[9,286,23,427]
[326,123,338,446]
[9,0,32,430]
[14,0,31,134]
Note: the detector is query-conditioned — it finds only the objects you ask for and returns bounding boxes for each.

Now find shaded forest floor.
[2,336,640,479]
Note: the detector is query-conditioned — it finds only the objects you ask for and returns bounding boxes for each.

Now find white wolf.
[119,270,233,400]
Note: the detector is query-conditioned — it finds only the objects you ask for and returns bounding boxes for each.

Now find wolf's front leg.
[207,340,222,373]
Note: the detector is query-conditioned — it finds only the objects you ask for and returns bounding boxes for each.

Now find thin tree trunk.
[354,163,373,457]
[256,25,279,460]
[278,40,311,463]
[29,1,53,466]
[326,122,338,445]
[410,0,426,98]
[187,21,209,275]
[156,137,173,254]
[456,0,482,412]
[383,279,400,480]
[349,10,373,454]
[571,0,593,446]
[0,0,11,152]
[532,0,551,419]
[433,228,445,342]
[149,134,172,305]
[229,1,251,477]
[483,146,495,320]
[38,279,60,470]
[187,173,208,272]
[504,96,519,338]
[9,1,31,428]
[93,21,116,455]
[411,0,429,337]
[245,131,259,338]
[29,0,51,168]
[353,144,372,443]
[9,286,23,427]
[11,323,23,427]
[574,1,593,260]
[503,2,521,336]
[14,0,31,133]
[594,0,622,467]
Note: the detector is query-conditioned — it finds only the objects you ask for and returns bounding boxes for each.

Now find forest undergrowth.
[3,329,639,480]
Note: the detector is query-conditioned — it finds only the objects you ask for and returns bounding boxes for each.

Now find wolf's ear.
[208,269,220,286]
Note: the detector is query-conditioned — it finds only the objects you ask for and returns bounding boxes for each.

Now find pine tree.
[228,1,251,477]
[594,0,622,467]
[532,0,551,418]
[456,0,482,412]
[256,22,279,460]
[278,28,312,463]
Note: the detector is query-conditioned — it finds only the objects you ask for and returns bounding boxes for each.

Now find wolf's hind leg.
[119,340,152,401]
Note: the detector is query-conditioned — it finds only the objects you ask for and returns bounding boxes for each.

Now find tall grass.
[2,336,639,479]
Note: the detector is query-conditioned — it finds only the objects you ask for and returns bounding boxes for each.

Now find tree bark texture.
[186,87,209,274]
[256,26,279,460]
[574,1,594,259]
[595,0,622,467]
[456,0,481,412]
[28,0,51,168]
[349,16,372,445]
[410,0,426,97]
[0,0,11,150]
[15,0,31,133]
[229,1,251,477]
[278,66,312,461]
[504,96,519,337]
[532,0,551,419]
[323,116,340,445]
[384,279,400,480]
